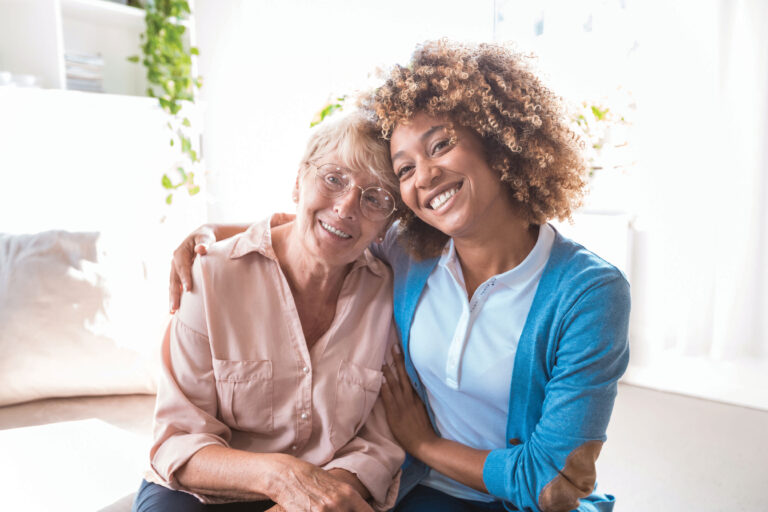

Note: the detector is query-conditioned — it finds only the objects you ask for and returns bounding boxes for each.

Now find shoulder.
[543,228,630,304]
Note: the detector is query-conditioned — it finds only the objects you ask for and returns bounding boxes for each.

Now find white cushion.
[0,230,167,406]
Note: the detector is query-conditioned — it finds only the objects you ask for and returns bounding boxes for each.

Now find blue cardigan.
[377,226,631,512]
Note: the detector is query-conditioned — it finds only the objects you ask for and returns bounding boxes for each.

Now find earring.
[376,235,384,243]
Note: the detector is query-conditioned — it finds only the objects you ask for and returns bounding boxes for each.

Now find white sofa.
[0,230,168,511]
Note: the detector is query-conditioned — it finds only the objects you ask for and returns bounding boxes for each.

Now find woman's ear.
[292,174,300,203]
[376,222,391,243]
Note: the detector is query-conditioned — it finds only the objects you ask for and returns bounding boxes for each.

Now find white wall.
[194,0,494,223]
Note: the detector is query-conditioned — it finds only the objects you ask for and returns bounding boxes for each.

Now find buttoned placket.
[271,254,316,453]
[273,251,364,454]
[443,252,499,389]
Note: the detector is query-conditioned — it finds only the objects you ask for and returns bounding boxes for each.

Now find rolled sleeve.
[149,275,232,491]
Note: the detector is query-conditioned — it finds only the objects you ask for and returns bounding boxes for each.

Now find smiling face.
[390,112,517,241]
[293,150,391,268]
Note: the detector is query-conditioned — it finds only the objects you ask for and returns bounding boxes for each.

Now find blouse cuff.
[151,432,228,489]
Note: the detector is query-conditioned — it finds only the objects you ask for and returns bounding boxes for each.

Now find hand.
[380,345,439,458]
[269,456,374,512]
[169,224,216,313]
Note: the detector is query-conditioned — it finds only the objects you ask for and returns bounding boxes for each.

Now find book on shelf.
[64,51,105,68]
[65,51,105,93]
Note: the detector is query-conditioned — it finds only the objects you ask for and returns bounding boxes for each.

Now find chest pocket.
[212,359,273,434]
[330,359,382,449]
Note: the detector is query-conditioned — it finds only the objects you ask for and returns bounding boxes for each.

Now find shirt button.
[300,412,309,420]
[302,366,310,374]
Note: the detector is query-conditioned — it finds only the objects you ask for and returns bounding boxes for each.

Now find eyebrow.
[391,125,446,162]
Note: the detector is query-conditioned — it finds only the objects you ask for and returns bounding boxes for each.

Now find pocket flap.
[212,359,272,382]
[338,359,382,391]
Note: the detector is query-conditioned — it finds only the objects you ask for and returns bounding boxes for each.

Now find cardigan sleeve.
[482,275,631,512]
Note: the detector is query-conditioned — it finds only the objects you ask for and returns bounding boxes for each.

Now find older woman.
[171,40,631,512]
[132,111,404,512]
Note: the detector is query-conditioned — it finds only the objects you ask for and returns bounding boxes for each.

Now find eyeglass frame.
[305,161,398,221]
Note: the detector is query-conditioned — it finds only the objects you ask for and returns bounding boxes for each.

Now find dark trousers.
[395,485,507,512]
[132,479,274,512]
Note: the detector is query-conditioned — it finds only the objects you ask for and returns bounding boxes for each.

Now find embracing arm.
[381,348,490,493]
[381,275,630,511]
[169,223,250,312]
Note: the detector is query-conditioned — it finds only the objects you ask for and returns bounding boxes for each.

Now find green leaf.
[591,105,609,121]
[126,55,140,63]
[177,166,187,180]
[181,117,191,127]
[162,174,173,188]
[165,193,173,205]
[190,47,199,56]
[188,185,200,195]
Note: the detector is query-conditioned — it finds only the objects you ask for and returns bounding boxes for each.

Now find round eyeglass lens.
[313,163,395,220]
[361,189,395,220]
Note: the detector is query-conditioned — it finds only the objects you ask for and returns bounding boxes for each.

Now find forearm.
[175,445,282,501]
[412,437,491,493]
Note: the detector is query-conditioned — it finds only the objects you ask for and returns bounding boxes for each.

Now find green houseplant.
[128,0,202,204]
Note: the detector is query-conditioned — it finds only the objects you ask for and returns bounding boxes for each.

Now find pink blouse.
[148,214,403,509]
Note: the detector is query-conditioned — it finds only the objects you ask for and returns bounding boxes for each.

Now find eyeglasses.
[309,162,397,221]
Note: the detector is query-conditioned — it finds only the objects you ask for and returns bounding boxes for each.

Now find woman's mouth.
[428,183,462,210]
[319,220,352,239]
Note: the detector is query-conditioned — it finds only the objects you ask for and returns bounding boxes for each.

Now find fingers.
[193,231,214,254]
[392,345,412,396]
[172,245,195,293]
[379,369,396,416]
[169,264,182,313]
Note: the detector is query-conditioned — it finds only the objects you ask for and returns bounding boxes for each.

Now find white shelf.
[0,0,195,96]
[60,0,144,29]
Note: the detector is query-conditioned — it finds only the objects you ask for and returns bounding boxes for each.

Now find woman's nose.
[414,162,441,189]
[333,187,360,219]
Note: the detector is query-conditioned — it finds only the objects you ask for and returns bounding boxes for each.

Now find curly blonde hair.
[365,39,587,259]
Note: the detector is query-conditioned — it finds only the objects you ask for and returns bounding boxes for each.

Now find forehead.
[312,154,384,187]
[390,113,452,158]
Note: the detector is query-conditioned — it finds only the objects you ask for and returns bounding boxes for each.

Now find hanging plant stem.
[128,0,202,205]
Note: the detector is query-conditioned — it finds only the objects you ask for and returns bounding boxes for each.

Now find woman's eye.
[431,139,451,155]
[324,173,344,188]
[396,165,414,180]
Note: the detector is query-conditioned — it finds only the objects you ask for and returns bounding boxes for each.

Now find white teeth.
[320,221,352,239]
[429,187,459,210]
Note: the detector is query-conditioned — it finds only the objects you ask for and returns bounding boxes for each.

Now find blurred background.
[1,0,766,510]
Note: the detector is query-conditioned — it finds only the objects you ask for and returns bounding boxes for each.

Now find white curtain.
[624,0,768,409]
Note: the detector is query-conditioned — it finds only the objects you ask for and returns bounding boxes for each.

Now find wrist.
[410,431,442,462]
[251,452,291,498]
